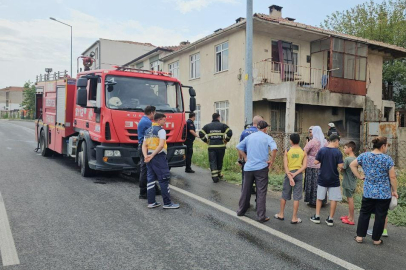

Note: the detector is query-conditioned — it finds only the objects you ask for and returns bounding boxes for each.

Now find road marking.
[169,185,364,270]
[0,192,20,266]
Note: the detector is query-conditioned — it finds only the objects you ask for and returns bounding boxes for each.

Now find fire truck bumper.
[89,144,139,171]
[166,145,187,168]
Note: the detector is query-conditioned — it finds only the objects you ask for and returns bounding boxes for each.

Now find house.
[0,86,24,111]
[160,4,406,143]
[80,38,156,71]
[124,41,191,77]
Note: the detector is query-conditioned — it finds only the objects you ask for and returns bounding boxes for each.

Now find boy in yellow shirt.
[275,134,307,224]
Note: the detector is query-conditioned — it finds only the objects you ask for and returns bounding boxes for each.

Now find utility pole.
[244,0,253,125]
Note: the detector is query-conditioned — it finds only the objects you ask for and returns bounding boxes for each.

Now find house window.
[190,53,200,79]
[331,38,367,81]
[215,42,228,73]
[150,60,159,71]
[269,102,286,132]
[214,101,229,124]
[136,62,144,69]
[195,104,201,130]
[169,61,179,78]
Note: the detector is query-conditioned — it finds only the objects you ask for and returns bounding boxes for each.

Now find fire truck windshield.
[105,75,184,112]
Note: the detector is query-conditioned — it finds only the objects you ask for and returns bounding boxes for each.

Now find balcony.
[253,60,329,90]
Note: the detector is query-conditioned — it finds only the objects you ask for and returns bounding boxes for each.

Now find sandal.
[340,215,348,220]
[354,236,363,243]
[274,214,284,221]
[373,239,383,246]
[291,218,302,224]
[342,218,355,225]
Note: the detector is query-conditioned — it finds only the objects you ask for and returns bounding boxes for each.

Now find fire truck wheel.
[40,130,51,157]
[79,141,95,177]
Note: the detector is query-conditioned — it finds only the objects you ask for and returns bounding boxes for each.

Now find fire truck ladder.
[114,66,173,77]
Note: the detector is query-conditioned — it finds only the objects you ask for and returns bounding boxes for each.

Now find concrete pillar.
[285,82,296,134]
[285,82,296,149]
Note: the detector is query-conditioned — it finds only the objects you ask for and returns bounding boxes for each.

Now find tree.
[321,0,406,107]
[21,81,36,119]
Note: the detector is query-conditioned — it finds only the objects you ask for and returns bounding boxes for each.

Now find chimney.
[180,41,190,46]
[269,5,283,19]
[235,17,244,23]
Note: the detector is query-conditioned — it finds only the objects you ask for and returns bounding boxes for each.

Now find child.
[143,113,179,209]
[310,134,343,226]
[275,134,307,224]
[340,141,357,225]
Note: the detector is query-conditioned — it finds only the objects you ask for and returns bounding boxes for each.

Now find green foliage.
[21,81,36,119]
[321,0,406,108]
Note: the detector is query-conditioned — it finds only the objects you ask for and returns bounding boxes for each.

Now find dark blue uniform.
[185,119,196,171]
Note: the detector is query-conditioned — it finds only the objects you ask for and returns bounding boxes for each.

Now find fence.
[253,60,329,90]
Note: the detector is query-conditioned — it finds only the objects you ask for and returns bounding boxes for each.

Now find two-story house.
[161,5,406,143]
[81,38,156,71]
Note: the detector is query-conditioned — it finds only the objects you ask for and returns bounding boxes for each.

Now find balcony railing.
[253,60,330,90]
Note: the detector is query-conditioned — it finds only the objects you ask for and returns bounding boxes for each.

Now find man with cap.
[239,115,264,193]
[327,123,340,137]
[236,120,278,223]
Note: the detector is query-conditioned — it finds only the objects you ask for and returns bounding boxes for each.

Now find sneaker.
[148,202,161,208]
[325,217,334,227]
[367,229,388,237]
[310,215,321,224]
[163,203,180,209]
[185,169,195,173]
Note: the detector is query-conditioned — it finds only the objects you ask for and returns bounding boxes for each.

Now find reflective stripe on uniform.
[224,128,230,140]
[208,144,226,148]
[207,133,224,137]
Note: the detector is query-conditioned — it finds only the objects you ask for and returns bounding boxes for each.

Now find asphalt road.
[0,120,405,270]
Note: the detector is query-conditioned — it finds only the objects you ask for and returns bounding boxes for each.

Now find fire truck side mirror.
[189,87,196,97]
[77,88,87,107]
[189,96,196,112]
[77,78,87,87]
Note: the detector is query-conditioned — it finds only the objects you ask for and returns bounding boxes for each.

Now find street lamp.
[50,17,72,76]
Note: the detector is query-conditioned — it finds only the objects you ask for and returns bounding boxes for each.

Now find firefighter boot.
[211,170,219,183]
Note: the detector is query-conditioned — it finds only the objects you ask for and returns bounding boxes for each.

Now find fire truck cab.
[35,68,196,177]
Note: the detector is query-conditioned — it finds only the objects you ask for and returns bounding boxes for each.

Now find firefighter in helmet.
[199,113,233,183]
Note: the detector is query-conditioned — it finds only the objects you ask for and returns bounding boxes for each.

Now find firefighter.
[185,112,199,173]
[327,123,340,137]
[199,113,233,183]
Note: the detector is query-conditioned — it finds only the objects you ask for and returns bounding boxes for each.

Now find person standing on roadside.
[351,137,398,245]
[304,126,328,207]
[199,113,233,183]
[185,112,199,173]
[143,113,179,209]
[238,115,264,192]
[138,106,159,199]
[236,121,278,223]
[327,123,340,137]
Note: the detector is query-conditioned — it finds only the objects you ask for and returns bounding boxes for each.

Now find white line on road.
[0,192,20,266]
[169,185,364,270]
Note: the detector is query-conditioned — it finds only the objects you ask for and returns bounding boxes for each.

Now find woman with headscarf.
[303,126,328,207]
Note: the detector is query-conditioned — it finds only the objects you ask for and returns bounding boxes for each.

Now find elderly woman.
[303,126,328,207]
[306,126,314,143]
[351,137,398,245]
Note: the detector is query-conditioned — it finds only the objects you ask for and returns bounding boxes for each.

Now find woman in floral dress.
[303,126,327,206]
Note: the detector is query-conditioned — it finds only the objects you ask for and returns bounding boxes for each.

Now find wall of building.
[163,29,247,138]
[366,51,383,108]
[0,91,23,110]
[101,39,154,69]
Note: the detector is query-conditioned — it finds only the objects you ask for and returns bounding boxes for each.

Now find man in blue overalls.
[142,113,179,209]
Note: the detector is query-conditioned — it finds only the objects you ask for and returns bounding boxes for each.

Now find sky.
[0,0,384,89]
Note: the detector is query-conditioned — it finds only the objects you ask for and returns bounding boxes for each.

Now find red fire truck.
[34,67,196,177]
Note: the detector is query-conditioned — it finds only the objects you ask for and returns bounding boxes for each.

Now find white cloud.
[172,0,238,14]
[0,8,205,88]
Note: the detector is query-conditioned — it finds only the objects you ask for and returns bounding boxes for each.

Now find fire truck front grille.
[126,129,170,141]
[127,129,138,134]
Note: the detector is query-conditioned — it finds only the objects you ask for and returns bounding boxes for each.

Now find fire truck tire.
[40,130,51,157]
[79,141,95,177]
